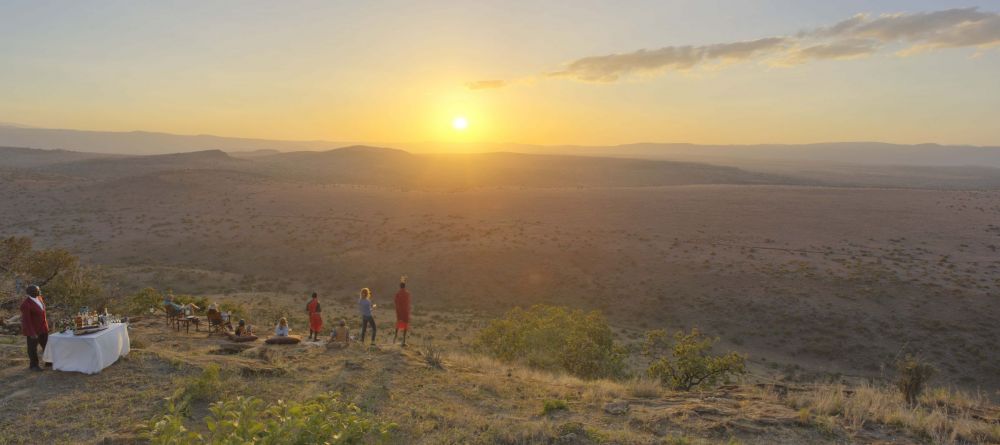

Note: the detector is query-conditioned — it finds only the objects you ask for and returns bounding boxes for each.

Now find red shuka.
[20,296,49,337]
[307,299,323,332]
[394,289,411,326]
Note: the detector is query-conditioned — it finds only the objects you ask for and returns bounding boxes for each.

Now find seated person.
[164,295,200,316]
[219,310,234,330]
[207,305,228,331]
[274,317,290,337]
[163,295,184,314]
[328,319,351,348]
[234,319,254,337]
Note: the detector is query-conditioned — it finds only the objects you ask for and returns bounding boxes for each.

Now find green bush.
[474,305,626,379]
[126,287,164,315]
[645,328,746,391]
[218,301,247,319]
[1,236,104,310]
[148,392,394,444]
[173,294,209,311]
[183,364,223,403]
[541,399,568,415]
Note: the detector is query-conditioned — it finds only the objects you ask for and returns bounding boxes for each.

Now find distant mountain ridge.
[0,124,351,155]
[408,141,1000,168]
[3,124,1000,167]
[0,145,805,188]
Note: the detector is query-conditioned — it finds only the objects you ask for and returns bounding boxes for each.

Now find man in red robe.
[306,292,322,341]
[393,277,411,347]
[20,285,49,371]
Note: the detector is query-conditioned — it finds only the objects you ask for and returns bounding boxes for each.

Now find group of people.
[195,275,414,348]
[15,276,415,372]
[294,276,413,347]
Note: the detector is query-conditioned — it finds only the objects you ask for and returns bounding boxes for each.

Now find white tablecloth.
[42,323,130,374]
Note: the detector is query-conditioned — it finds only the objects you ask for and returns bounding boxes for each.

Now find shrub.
[644,328,746,391]
[896,354,935,406]
[423,341,444,370]
[126,287,164,315]
[148,392,394,444]
[0,236,104,310]
[183,364,223,402]
[172,294,209,311]
[542,399,568,415]
[474,305,626,379]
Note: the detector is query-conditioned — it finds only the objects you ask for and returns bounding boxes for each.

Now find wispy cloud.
[468,7,1000,88]
[465,79,507,90]
[781,39,880,65]
[546,37,788,82]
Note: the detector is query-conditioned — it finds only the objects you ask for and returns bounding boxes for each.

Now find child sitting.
[234,319,254,337]
[328,319,350,348]
[274,317,290,337]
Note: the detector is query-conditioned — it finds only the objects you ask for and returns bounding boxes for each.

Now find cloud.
[781,39,881,65]
[811,7,1000,55]
[547,37,788,82]
[465,79,507,90]
[469,7,1000,87]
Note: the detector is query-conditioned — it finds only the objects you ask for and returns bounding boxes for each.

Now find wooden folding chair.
[163,305,183,330]
[206,309,224,335]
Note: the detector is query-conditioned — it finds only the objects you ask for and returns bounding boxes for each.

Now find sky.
[1,0,999,147]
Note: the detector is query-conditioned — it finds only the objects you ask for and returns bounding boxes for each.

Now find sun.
[451,116,469,131]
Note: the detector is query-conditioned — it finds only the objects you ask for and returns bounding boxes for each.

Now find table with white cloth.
[42,323,130,374]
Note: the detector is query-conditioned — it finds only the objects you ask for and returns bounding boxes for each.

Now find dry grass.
[788,384,1000,444]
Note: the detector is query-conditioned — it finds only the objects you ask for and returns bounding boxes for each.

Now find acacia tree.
[0,236,33,277]
[1,236,102,308]
[644,328,746,391]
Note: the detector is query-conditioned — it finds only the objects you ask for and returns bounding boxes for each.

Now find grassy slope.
[2,302,997,445]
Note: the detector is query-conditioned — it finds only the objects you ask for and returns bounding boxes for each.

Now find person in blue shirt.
[163,295,184,313]
[164,294,201,316]
[274,317,290,337]
[358,288,377,345]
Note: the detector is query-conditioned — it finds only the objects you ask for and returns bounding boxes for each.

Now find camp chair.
[206,309,224,335]
[163,304,184,330]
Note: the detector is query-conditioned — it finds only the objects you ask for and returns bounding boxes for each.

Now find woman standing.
[20,285,49,372]
[306,292,322,341]
[358,288,376,346]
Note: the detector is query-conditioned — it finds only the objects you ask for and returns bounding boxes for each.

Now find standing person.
[358,288,377,346]
[393,276,411,347]
[306,292,323,341]
[20,285,49,372]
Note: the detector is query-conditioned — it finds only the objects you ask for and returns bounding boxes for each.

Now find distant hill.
[41,149,250,179]
[5,124,1000,168]
[443,141,1000,168]
[0,146,119,168]
[9,143,1000,189]
[248,146,803,188]
[4,145,805,188]
[0,124,351,155]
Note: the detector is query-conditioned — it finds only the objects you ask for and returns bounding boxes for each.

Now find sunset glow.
[0,2,998,146]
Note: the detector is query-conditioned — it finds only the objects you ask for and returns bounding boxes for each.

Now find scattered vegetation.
[896,353,936,406]
[474,305,626,379]
[148,392,394,444]
[0,235,103,309]
[541,399,568,415]
[180,364,223,403]
[422,341,444,370]
[786,384,1000,444]
[643,328,746,390]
